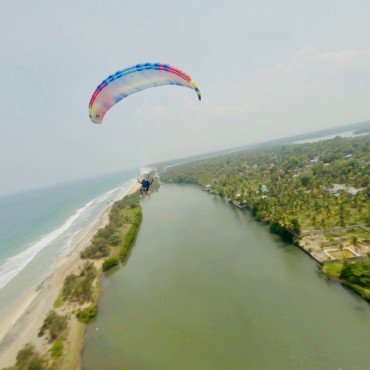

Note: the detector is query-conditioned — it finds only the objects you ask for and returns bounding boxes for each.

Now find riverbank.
[227,198,370,303]
[0,181,140,369]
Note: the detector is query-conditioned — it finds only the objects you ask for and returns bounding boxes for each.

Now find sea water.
[0,168,138,313]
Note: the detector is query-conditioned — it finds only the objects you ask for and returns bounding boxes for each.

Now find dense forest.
[161,135,370,236]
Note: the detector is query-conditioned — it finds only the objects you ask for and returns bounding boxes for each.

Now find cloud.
[290,47,370,69]
[237,47,370,130]
[259,46,370,84]
[203,101,259,117]
[136,47,370,147]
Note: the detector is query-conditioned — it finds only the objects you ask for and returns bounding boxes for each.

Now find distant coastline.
[151,120,370,171]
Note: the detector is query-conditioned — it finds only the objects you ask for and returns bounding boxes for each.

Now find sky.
[1,0,370,194]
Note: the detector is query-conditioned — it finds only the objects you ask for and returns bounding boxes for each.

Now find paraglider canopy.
[89,63,201,124]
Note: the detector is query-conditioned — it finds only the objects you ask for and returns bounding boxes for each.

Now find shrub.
[340,261,370,288]
[120,209,142,261]
[269,221,294,242]
[130,200,139,209]
[102,257,119,271]
[8,343,47,370]
[76,305,97,323]
[119,245,129,260]
[53,295,63,308]
[269,218,301,243]
[62,262,97,303]
[109,231,121,246]
[291,218,301,236]
[342,282,370,302]
[299,174,312,187]
[50,338,64,358]
[38,310,67,342]
[81,237,109,259]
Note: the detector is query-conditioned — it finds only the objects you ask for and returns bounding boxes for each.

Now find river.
[82,184,370,370]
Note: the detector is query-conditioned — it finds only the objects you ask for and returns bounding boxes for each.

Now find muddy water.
[82,184,370,370]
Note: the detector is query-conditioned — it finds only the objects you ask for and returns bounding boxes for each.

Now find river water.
[82,184,370,370]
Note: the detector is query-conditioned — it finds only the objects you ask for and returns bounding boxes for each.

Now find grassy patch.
[53,295,63,308]
[323,262,343,278]
[50,337,64,359]
[345,228,370,238]
[324,233,341,238]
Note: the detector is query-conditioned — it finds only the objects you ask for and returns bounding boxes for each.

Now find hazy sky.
[2,0,370,194]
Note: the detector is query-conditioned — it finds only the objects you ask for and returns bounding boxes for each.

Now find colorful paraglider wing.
[89,63,201,124]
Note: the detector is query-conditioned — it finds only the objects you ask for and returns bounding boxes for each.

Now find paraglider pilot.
[138,178,154,198]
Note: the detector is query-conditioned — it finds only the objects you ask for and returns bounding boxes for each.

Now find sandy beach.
[0,181,140,369]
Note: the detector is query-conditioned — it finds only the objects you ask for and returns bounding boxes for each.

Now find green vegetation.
[50,338,64,359]
[120,206,142,261]
[323,262,343,279]
[61,261,97,304]
[160,134,370,301]
[81,195,142,259]
[38,310,68,342]
[80,237,109,259]
[53,295,63,309]
[102,257,119,271]
[324,233,341,239]
[2,343,47,370]
[269,218,301,243]
[342,281,370,301]
[76,305,97,323]
[322,247,370,302]
[161,135,370,239]
[109,231,121,246]
[340,260,370,288]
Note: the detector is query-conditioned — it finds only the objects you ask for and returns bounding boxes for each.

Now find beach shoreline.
[0,181,140,369]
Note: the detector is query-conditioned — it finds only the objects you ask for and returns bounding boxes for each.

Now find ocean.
[0,168,139,313]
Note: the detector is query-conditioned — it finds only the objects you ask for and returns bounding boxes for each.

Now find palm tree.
[351,235,361,256]
[339,243,345,259]
[339,204,346,228]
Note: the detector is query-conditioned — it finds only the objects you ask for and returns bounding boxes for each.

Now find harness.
[142,180,150,189]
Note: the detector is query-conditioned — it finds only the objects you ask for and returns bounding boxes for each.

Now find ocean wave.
[0,180,136,292]
[0,199,95,291]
